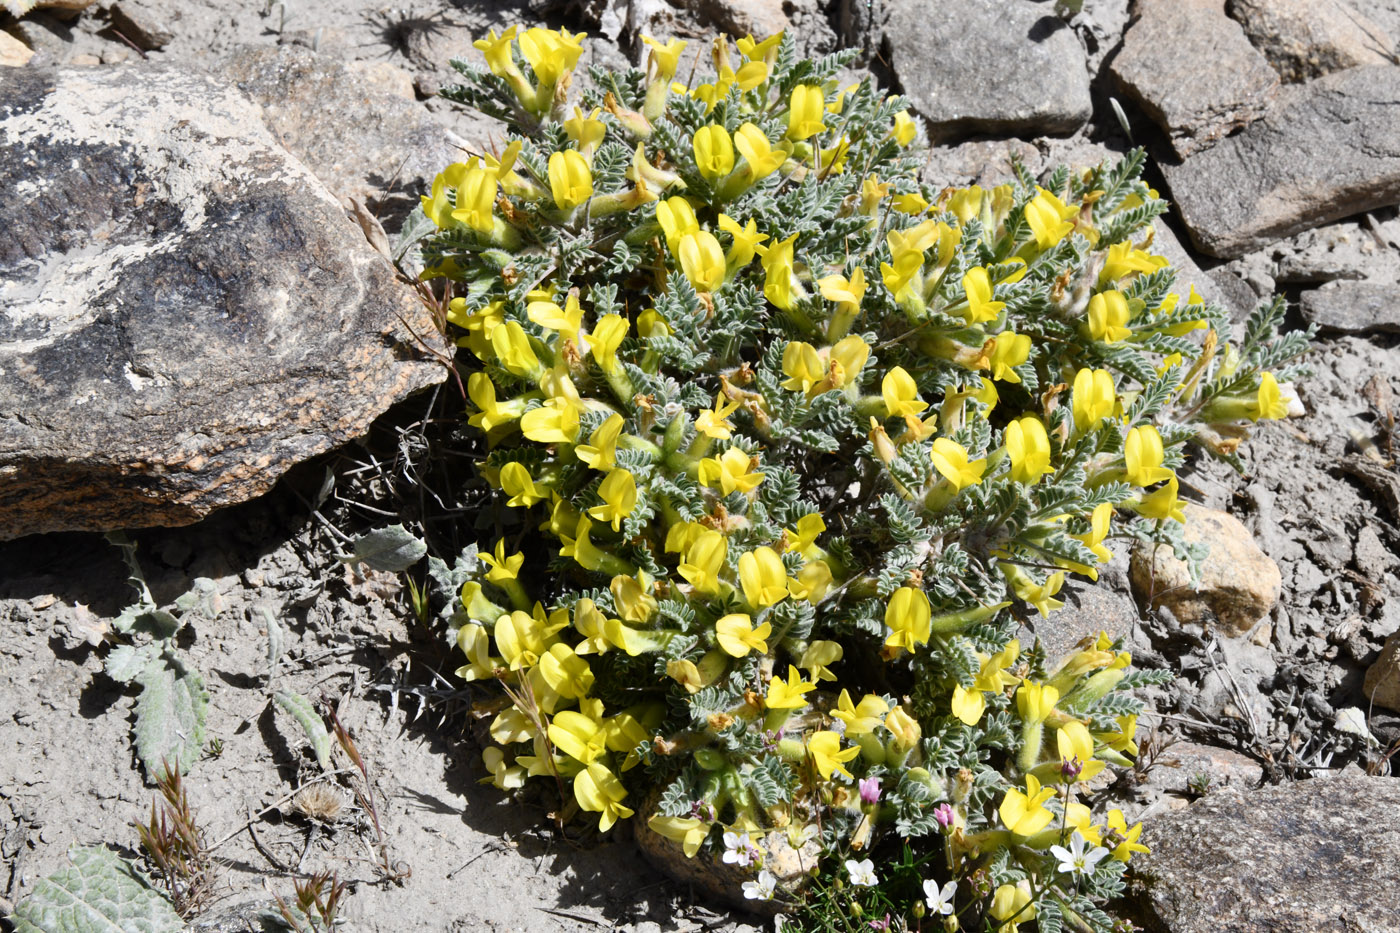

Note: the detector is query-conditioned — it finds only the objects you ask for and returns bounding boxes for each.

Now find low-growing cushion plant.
[406,25,1312,932]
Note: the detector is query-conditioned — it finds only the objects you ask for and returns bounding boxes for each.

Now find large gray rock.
[1160,65,1400,259]
[1301,281,1400,334]
[1227,0,1394,83]
[221,45,459,228]
[1110,0,1278,159]
[0,66,445,540]
[883,0,1092,140]
[1131,776,1400,933]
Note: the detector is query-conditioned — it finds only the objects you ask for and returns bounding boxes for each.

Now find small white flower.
[845,857,878,887]
[1049,829,1111,878]
[742,869,778,901]
[922,878,957,915]
[722,831,758,867]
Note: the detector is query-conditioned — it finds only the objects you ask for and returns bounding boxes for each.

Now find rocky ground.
[3,0,1400,931]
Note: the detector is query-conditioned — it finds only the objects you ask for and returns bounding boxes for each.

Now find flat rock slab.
[1300,281,1400,334]
[1131,776,1400,933]
[1110,0,1278,159]
[1159,65,1400,259]
[0,65,445,540]
[883,0,1091,140]
[221,44,460,228]
[1227,0,1394,83]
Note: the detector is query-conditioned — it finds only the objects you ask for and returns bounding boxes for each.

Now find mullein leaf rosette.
[421,26,1309,929]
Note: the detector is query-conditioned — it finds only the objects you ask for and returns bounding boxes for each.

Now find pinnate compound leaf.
[10,846,183,933]
[273,689,333,771]
[337,524,427,572]
[133,650,208,782]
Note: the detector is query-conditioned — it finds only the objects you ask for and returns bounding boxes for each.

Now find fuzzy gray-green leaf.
[133,650,208,782]
[273,689,332,771]
[9,846,184,933]
[337,524,427,572]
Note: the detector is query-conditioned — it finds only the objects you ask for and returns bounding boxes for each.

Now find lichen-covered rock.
[220,45,459,227]
[1129,504,1281,637]
[1227,0,1394,82]
[1130,776,1400,933]
[1110,0,1278,158]
[882,0,1092,139]
[0,65,445,540]
[1159,65,1400,258]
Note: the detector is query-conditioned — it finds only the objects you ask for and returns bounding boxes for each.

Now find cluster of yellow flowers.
[420,23,1300,929]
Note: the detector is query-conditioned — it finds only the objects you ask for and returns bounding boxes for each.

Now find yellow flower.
[481,539,523,583]
[987,332,1031,383]
[500,462,548,508]
[572,598,644,656]
[1123,425,1174,487]
[450,164,499,234]
[695,393,741,439]
[766,665,816,709]
[833,690,888,735]
[737,32,783,63]
[790,559,833,604]
[962,267,1005,324]
[781,341,824,395]
[677,530,727,595]
[1250,371,1290,421]
[490,705,534,745]
[538,642,595,699]
[716,214,768,270]
[892,109,917,146]
[989,881,1037,931]
[1005,416,1053,484]
[929,438,986,491]
[785,512,826,555]
[698,447,765,495]
[679,231,727,293]
[547,149,593,210]
[799,640,842,682]
[948,185,983,225]
[563,106,606,151]
[1009,568,1065,618]
[1099,240,1167,285]
[590,314,628,374]
[1025,187,1077,249]
[576,413,623,471]
[739,546,789,607]
[610,572,658,624]
[466,372,525,432]
[1055,720,1106,783]
[885,706,920,750]
[807,730,860,779]
[559,515,608,571]
[481,746,526,790]
[881,366,928,419]
[1016,681,1060,726]
[818,266,866,316]
[587,469,637,531]
[715,613,771,657]
[641,35,687,79]
[517,26,584,88]
[574,762,634,832]
[656,196,699,256]
[1073,502,1115,565]
[998,774,1056,836]
[951,641,1023,725]
[528,293,583,342]
[1105,809,1149,862]
[648,815,708,857]
[893,191,928,214]
[1134,475,1185,523]
[491,321,542,378]
[495,606,566,671]
[473,26,519,77]
[734,122,787,181]
[761,233,799,309]
[456,620,501,681]
[1087,289,1132,342]
[786,84,826,140]
[693,124,735,181]
[884,586,932,653]
[520,396,582,444]
[1072,368,1115,432]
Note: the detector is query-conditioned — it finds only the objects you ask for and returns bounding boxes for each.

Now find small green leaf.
[133,649,208,782]
[273,689,333,771]
[10,846,184,933]
[104,644,159,685]
[337,524,427,572]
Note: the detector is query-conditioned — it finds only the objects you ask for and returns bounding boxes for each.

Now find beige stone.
[1129,503,1281,636]
[346,60,416,100]
[1363,631,1400,713]
[36,0,98,9]
[0,31,33,68]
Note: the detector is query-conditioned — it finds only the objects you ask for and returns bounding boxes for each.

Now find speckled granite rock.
[0,65,445,540]
[1130,776,1400,933]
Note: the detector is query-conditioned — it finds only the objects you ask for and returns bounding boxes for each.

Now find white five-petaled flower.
[922,878,957,915]
[721,831,760,868]
[742,869,778,901]
[1049,829,1110,878]
[845,857,878,887]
